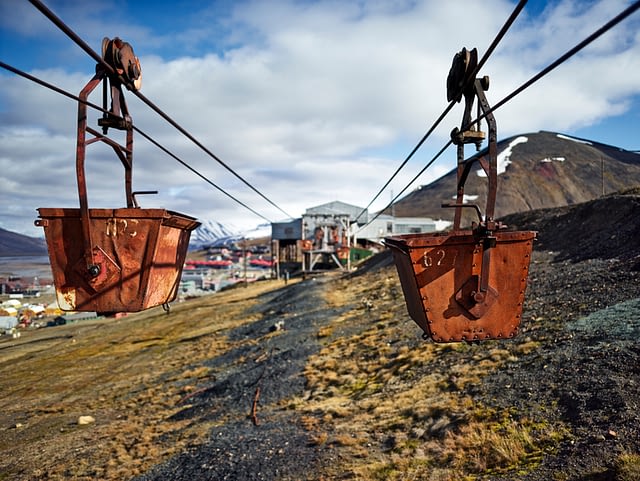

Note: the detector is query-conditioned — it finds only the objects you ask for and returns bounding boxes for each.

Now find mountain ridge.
[0,220,270,257]
[387,130,640,225]
[2,131,638,255]
[0,227,47,257]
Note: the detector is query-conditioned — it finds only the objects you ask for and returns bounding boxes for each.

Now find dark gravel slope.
[135,191,640,481]
[136,277,347,481]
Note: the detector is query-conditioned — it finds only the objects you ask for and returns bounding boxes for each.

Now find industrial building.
[271,200,438,274]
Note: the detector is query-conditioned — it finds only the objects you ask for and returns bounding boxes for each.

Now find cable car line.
[132,127,273,223]
[0,60,106,113]
[355,140,452,232]
[27,0,293,221]
[15,0,640,233]
[358,0,640,231]
[457,0,640,137]
[353,0,528,223]
[0,60,274,224]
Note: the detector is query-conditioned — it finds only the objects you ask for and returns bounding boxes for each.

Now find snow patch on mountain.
[451,194,479,203]
[242,223,272,240]
[557,133,592,145]
[189,219,237,249]
[477,135,528,177]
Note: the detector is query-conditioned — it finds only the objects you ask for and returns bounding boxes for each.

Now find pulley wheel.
[446,47,478,102]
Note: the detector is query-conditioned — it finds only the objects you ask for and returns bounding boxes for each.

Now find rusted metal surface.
[385,47,536,342]
[36,208,198,313]
[385,230,534,342]
[36,38,200,313]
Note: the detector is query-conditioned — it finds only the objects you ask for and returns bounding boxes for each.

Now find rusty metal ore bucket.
[36,208,199,313]
[385,230,535,342]
[35,52,200,313]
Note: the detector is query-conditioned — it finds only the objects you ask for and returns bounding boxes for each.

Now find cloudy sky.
[1,0,639,237]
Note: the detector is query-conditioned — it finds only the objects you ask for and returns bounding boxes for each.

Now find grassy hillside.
[1,191,640,481]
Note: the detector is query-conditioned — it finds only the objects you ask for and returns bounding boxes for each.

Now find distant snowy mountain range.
[188,219,272,250]
[0,220,270,256]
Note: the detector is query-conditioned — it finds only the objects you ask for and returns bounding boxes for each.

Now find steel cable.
[353,0,528,223]
[0,60,273,223]
[27,0,293,221]
[460,0,640,135]
[358,0,640,231]
[14,0,640,232]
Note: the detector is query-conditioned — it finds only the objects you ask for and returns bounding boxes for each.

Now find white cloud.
[1,0,639,237]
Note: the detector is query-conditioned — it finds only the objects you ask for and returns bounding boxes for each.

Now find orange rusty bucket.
[385,230,535,342]
[36,208,199,313]
[35,40,200,313]
[386,51,536,342]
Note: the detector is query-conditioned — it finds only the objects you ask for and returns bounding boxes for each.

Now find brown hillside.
[0,227,47,257]
[389,131,640,227]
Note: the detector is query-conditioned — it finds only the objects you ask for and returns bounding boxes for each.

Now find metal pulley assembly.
[102,37,142,90]
[35,38,200,313]
[385,47,536,343]
[97,37,142,132]
[446,47,477,103]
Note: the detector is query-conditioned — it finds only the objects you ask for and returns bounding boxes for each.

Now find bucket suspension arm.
[76,38,141,278]
[449,77,498,229]
[443,47,501,304]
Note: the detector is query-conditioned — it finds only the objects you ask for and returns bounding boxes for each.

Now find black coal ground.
[135,194,640,481]
[136,277,344,481]
[477,255,640,481]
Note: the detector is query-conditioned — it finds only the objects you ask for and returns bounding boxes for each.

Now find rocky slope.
[135,189,640,481]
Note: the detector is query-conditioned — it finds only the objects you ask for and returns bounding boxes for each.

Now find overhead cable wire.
[27,0,293,221]
[132,127,273,223]
[355,140,452,232]
[0,60,273,223]
[354,0,528,223]
[458,0,640,135]
[360,0,640,231]
[0,60,105,111]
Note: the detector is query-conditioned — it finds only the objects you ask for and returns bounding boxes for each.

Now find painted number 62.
[423,249,446,268]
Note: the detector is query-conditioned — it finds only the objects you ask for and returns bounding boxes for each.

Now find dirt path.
[135,274,352,481]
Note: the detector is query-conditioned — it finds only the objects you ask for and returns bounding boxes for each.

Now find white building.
[354,214,439,243]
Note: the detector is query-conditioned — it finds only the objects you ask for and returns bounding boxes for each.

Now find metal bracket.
[446,47,501,314]
[75,39,141,278]
[132,190,159,208]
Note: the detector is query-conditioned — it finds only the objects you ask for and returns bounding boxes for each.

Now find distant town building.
[355,214,437,240]
[271,200,438,274]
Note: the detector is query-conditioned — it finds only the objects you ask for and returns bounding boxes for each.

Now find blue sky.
[1,0,639,236]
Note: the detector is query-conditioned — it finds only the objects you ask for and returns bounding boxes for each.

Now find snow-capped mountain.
[188,220,272,250]
[238,223,272,240]
[188,219,236,249]
[387,130,640,226]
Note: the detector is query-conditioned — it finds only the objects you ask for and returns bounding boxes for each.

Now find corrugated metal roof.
[304,201,367,221]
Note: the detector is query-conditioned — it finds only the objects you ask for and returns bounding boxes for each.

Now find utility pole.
[272,239,279,280]
[601,157,605,196]
[242,238,247,287]
[391,190,395,218]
